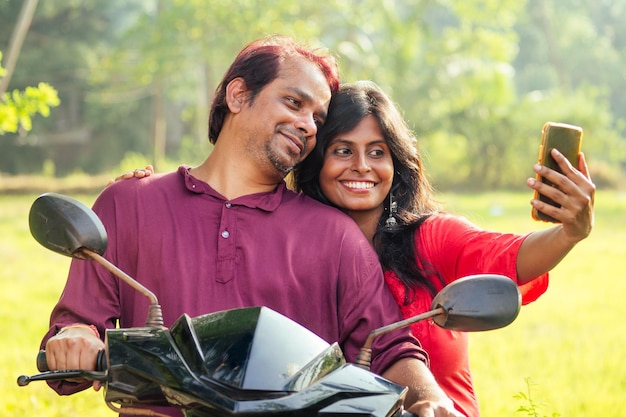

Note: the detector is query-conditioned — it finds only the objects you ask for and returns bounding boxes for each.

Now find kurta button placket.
[216,200,236,283]
[222,203,231,238]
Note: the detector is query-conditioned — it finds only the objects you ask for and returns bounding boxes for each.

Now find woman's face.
[319,115,394,218]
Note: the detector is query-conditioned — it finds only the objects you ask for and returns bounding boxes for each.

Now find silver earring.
[385,193,398,228]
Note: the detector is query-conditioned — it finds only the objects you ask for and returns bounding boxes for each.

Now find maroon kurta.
[42,166,426,415]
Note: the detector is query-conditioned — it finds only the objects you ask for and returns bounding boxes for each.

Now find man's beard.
[265,139,307,175]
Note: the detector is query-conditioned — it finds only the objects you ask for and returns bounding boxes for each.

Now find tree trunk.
[152,79,166,171]
[0,0,39,96]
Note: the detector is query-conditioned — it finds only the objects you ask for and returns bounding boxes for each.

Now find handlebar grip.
[37,349,107,372]
[36,350,48,372]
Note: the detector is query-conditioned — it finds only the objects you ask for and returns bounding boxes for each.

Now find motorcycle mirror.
[355,274,521,369]
[29,193,164,327]
[430,274,521,331]
[29,192,107,259]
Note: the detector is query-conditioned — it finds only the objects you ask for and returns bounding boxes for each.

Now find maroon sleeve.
[40,188,124,395]
[335,236,428,375]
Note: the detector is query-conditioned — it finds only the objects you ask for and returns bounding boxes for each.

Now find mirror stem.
[354,307,446,370]
[82,248,164,328]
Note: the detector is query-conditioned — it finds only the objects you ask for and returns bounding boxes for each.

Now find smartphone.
[531,122,583,223]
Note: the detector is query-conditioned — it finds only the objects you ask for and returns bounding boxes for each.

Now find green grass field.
[443,191,626,416]
[1,190,624,416]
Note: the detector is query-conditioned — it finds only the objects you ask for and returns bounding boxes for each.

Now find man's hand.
[45,325,105,390]
[45,325,104,380]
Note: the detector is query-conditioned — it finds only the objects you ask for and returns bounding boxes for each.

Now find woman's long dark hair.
[293,81,444,300]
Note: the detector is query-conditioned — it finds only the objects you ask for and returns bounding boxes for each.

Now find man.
[42,35,462,417]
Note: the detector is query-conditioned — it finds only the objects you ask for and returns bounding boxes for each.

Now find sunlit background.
[2,1,625,416]
[1,0,624,191]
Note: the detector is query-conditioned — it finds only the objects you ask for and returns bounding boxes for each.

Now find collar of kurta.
[178,165,285,212]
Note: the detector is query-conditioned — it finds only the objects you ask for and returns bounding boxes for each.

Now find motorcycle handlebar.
[36,349,107,372]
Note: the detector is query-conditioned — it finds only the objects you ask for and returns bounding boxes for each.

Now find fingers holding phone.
[528,122,595,242]
[531,122,582,222]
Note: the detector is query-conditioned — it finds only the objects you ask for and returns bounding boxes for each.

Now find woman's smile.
[341,180,376,190]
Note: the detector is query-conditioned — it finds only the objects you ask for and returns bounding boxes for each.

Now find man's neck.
[191,149,283,200]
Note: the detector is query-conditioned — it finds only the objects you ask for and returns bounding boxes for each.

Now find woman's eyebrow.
[331,138,387,146]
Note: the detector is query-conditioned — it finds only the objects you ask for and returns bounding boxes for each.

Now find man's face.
[239,58,332,177]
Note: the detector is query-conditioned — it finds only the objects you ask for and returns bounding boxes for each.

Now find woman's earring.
[385,193,398,228]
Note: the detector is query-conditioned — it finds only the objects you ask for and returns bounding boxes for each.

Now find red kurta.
[384,213,549,417]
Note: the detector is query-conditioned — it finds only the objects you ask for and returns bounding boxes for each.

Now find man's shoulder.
[95,169,183,211]
[104,169,181,195]
[281,190,354,221]
[279,190,372,249]
[281,188,335,211]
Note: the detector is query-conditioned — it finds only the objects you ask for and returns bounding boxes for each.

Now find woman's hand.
[527,148,595,243]
[107,165,154,186]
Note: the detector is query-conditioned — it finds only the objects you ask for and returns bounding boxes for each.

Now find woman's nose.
[351,153,371,172]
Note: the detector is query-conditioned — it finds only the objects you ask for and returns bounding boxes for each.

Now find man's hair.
[208,35,339,144]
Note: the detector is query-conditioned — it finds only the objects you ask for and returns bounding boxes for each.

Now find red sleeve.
[417,214,548,305]
[517,275,549,304]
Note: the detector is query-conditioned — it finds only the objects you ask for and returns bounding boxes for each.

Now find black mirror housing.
[29,193,107,259]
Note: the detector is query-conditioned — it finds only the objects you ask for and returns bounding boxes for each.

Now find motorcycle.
[17,193,521,417]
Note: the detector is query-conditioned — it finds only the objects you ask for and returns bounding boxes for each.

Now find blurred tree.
[0,0,623,189]
[310,0,531,189]
[0,0,60,136]
[0,0,145,174]
[512,0,626,188]
[0,0,38,95]
[0,51,60,135]
[91,0,334,170]
[321,0,625,189]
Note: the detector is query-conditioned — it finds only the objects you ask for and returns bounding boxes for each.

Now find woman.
[292,81,594,416]
[119,81,595,416]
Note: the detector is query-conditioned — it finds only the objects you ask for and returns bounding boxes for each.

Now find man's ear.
[225,77,248,114]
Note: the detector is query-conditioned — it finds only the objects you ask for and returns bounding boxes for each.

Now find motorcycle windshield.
[170,306,343,392]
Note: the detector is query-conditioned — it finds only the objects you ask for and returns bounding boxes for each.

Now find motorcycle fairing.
[105,307,407,417]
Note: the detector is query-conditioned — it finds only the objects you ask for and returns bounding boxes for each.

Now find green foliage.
[0,51,60,135]
[514,377,560,417]
[175,135,212,168]
[41,159,55,177]
[0,1,624,189]
[511,86,626,188]
[116,151,153,175]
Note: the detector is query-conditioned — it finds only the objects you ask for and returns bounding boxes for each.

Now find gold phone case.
[532,122,583,223]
